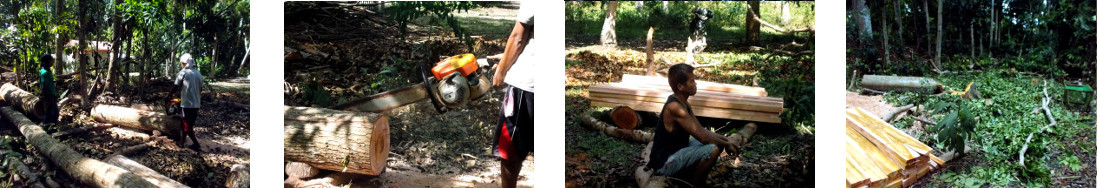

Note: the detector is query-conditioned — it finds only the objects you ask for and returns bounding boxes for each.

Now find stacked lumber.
[846,108,944,188]
[589,74,783,123]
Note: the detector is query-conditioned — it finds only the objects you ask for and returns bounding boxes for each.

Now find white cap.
[180,53,194,65]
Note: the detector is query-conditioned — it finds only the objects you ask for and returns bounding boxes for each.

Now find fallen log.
[0,107,159,187]
[104,155,189,188]
[225,164,249,188]
[90,105,182,138]
[578,112,653,143]
[0,149,45,188]
[882,104,915,123]
[860,75,942,94]
[51,124,115,138]
[0,83,44,119]
[284,106,390,176]
[610,106,641,130]
[285,162,321,179]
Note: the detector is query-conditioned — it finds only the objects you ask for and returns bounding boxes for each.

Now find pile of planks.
[846,107,944,188]
[588,74,784,123]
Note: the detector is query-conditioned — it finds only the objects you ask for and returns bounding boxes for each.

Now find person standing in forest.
[175,53,204,151]
[644,63,739,186]
[490,1,534,187]
[38,55,59,125]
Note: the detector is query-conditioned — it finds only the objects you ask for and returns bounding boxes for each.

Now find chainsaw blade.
[329,75,493,113]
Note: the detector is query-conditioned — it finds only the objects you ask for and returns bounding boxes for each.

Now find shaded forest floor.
[283,2,534,187]
[847,70,1096,187]
[0,68,250,187]
[563,39,815,187]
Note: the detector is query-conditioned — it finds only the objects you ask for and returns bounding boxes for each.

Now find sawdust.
[845,91,897,117]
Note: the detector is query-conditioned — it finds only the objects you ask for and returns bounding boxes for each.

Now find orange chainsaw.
[329,53,499,113]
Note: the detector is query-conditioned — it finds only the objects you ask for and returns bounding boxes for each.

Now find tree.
[600,1,617,46]
[935,0,942,71]
[745,0,761,45]
[853,0,873,44]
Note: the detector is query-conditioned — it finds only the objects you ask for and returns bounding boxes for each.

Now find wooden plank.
[590,98,781,123]
[846,108,933,166]
[619,74,768,96]
[602,82,783,103]
[589,88,784,113]
[846,140,886,185]
[846,125,902,185]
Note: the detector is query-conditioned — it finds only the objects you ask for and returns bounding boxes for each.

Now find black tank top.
[647,95,694,170]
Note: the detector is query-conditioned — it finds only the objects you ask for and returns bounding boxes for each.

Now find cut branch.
[578,112,653,143]
[745,3,814,34]
[1019,80,1056,166]
[882,104,915,123]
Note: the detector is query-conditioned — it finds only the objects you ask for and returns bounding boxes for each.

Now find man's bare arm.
[668,102,732,146]
[492,21,532,89]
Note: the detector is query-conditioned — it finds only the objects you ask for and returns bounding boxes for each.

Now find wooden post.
[0,107,159,187]
[284,106,390,176]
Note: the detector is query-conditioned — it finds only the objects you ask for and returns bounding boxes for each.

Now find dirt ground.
[0,71,250,187]
[283,2,533,187]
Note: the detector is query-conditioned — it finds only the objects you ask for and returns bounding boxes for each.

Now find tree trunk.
[104,155,189,188]
[645,27,655,76]
[284,106,390,176]
[141,27,149,85]
[861,75,942,94]
[935,0,943,71]
[970,23,975,61]
[54,0,65,76]
[0,83,44,119]
[90,105,182,138]
[923,0,931,56]
[893,0,903,40]
[745,0,762,45]
[212,35,218,79]
[882,9,890,66]
[78,0,88,107]
[988,0,993,56]
[0,107,159,188]
[600,1,618,46]
[780,2,790,26]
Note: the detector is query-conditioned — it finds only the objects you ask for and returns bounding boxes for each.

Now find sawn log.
[284,106,390,176]
[90,105,182,138]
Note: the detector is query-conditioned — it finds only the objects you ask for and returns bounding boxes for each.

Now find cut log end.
[610,106,641,130]
[284,106,390,176]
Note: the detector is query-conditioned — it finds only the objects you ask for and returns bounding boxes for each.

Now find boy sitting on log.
[174,54,204,151]
[643,63,756,186]
[38,55,59,125]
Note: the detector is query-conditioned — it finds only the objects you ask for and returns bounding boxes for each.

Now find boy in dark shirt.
[645,63,754,186]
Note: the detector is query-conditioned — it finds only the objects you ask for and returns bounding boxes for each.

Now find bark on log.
[0,149,45,188]
[284,106,390,176]
[103,155,189,188]
[579,112,653,143]
[225,164,249,188]
[0,107,159,188]
[860,75,942,94]
[0,83,45,119]
[610,106,641,130]
[285,162,321,179]
[90,105,182,138]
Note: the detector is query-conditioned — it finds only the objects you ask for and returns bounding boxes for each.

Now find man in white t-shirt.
[489,2,534,188]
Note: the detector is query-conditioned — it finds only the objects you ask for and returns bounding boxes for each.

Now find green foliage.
[1058,154,1084,171]
[386,2,478,50]
[934,104,976,154]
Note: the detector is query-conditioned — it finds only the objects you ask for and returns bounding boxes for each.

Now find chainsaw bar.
[328,75,493,113]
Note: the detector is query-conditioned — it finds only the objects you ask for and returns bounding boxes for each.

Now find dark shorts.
[182,108,199,132]
[493,86,534,160]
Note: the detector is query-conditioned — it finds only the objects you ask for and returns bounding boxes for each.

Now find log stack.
[284,106,390,176]
[589,74,783,123]
[846,108,944,188]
